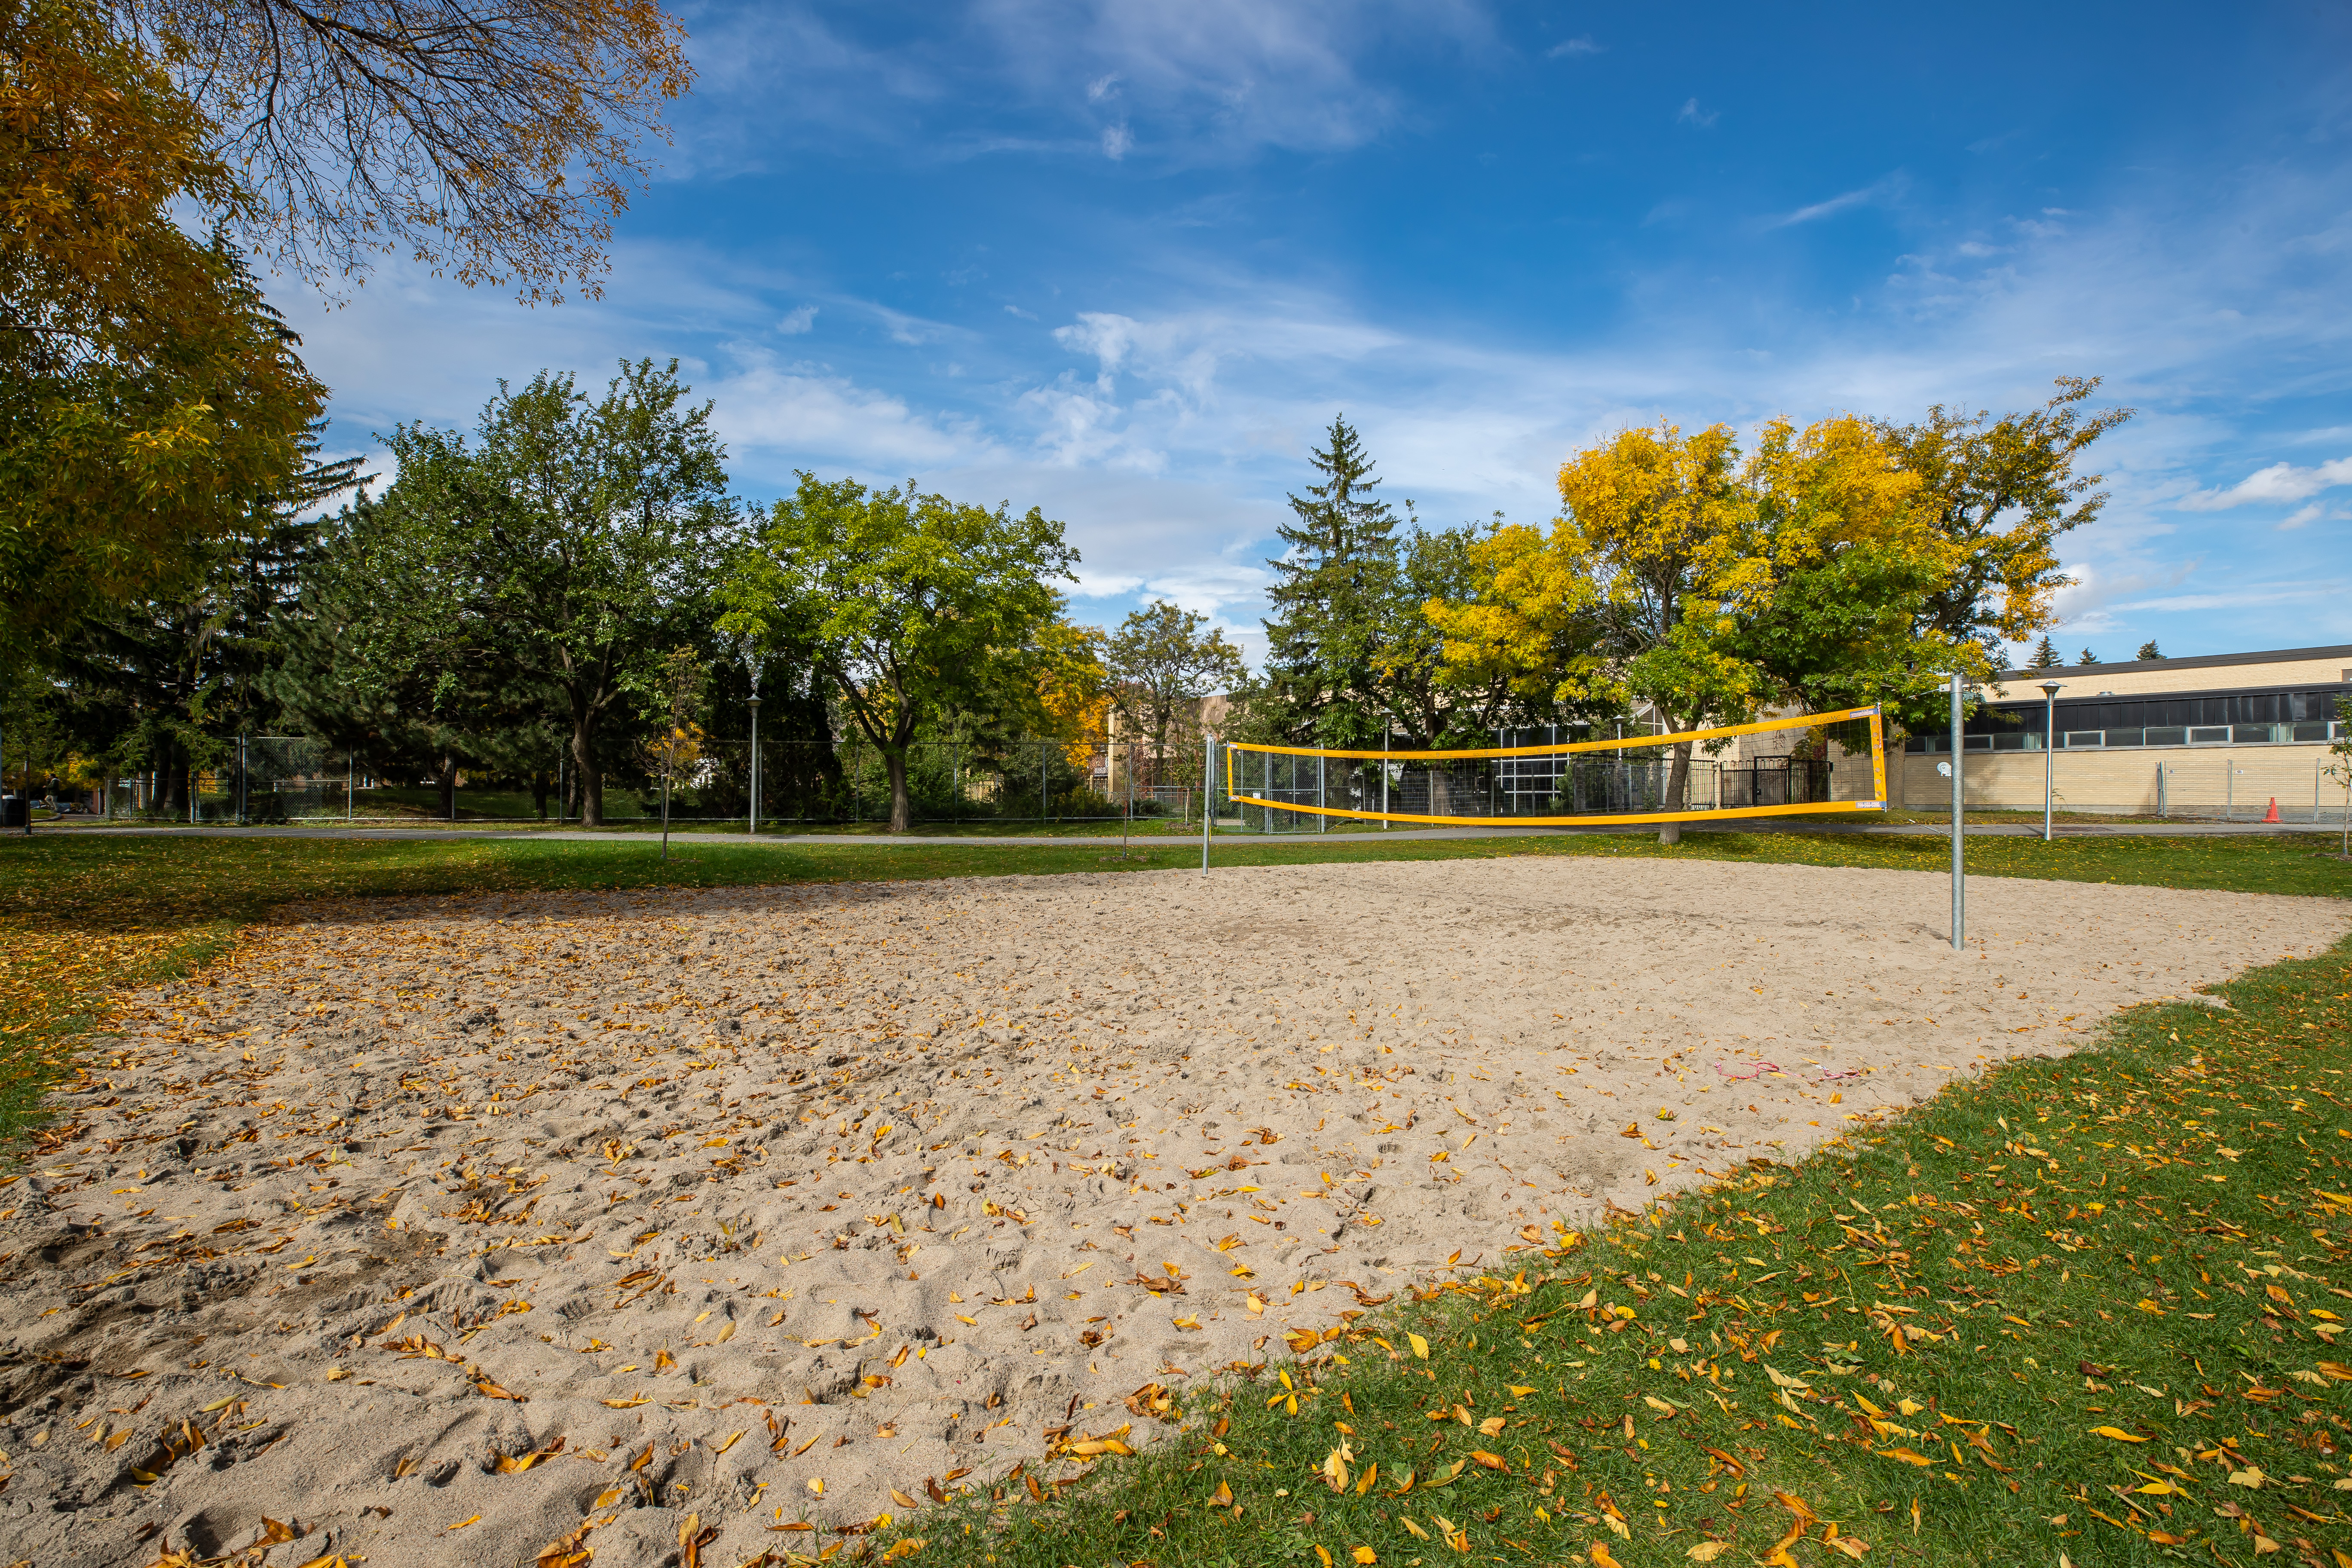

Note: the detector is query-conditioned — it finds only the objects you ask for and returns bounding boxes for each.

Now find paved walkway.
[29,818,2337,846]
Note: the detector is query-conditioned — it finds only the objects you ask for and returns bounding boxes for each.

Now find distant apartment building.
[1900,644,2351,820]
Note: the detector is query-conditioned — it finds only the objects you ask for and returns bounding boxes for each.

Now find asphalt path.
[24,818,2337,845]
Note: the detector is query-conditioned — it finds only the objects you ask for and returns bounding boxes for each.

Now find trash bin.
[0,796,25,828]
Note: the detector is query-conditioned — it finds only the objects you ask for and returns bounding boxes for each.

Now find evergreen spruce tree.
[1254,415,1400,746]
[2135,639,2163,661]
[2076,647,2101,666]
[2029,635,2061,669]
[50,424,363,815]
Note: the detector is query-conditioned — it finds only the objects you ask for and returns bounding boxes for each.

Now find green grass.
[921,936,2352,1568]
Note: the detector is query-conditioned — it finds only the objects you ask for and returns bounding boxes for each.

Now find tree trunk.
[572,715,603,827]
[885,747,912,833]
[1657,739,1691,845]
[530,769,551,821]
[437,751,458,820]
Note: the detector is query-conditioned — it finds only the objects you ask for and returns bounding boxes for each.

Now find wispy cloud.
[2175,455,2352,509]
[1769,174,1905,229]
[778,304,818,335]
[1546,36,1601,58]
[1676,97,1718,128]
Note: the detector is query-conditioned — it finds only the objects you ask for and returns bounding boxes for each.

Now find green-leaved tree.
[724,475,1078,833]
[1105,601,1244,784]
[362,360,733,824]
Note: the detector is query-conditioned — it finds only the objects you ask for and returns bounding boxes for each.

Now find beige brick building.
[1896,644,2352,821]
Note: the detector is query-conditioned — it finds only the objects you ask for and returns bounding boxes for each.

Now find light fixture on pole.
[2040,680,2062,842]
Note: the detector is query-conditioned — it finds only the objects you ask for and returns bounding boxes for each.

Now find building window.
[2188,726,2229,744]
[2063,730,2104,748]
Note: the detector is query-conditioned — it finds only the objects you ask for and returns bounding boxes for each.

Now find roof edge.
[1999,643,2352,681]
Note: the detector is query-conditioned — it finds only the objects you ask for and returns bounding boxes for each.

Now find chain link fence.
[100,733,1215,827]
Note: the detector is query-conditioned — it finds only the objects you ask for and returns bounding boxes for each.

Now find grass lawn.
[1,827,2348,1565]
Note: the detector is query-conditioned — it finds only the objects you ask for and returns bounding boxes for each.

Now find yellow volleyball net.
[1219,707,1886,831]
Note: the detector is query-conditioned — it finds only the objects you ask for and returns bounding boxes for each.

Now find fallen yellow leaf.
[1407,1333,1429,1360]
[2092,1426,2149,1443]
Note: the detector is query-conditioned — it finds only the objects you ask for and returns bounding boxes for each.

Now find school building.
[1897,644,2352,821]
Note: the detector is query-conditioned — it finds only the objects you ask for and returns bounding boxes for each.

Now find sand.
[0,855,2341,1567]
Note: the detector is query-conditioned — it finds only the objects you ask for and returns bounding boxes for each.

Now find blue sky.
[293,0,2352,668]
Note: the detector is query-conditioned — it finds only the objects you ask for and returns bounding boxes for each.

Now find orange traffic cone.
[2263,797,2281,824]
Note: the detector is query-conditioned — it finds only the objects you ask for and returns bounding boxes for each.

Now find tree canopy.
[724,475,1079,833]
[108,0,693,299]
[1,0,326,668]
[1423,397,2125,841]
[350,359,733,824]
[1105,600,1243,779]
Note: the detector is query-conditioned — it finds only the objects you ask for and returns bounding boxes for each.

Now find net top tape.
[1222,706,1880,763]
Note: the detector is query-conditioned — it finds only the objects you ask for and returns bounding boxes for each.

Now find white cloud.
[711,355,990,474]
[778,304,819,334]
[1546,36,1601,58]
[1101,122,1133,159]
[2112,585,2337,612]
[684,1,1494,171]
[2175,455,2352,509]
[1676,98,1718,128]
[2277,502,2348,530]
[1770,175,1904,229]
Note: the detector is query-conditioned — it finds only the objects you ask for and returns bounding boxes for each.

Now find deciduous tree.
[366,359,732,824]
[1874,377,2132,661]
[108,0,693,299]
[725,475,1078,833]
[1105,600,1243,783]
[3,0,324,667]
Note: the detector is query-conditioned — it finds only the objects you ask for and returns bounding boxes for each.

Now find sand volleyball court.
[1,855,2343,1567]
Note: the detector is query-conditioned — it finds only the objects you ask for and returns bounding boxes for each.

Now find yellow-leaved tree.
[1,0,325,667]
[1430,414,1981,841]
[1430,421,1763,842]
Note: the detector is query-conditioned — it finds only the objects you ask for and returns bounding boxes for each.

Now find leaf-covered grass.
[921,937,2352,1568]
[0,828,2344,1150]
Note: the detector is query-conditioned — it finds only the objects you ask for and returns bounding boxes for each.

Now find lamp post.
[2040,680,2062,842]
[746,658,762,838]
